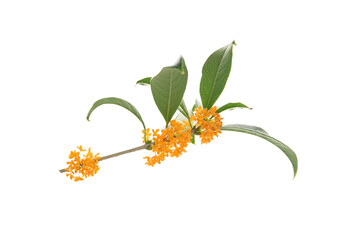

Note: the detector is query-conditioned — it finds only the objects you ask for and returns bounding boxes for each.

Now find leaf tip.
[136,77,152,86]
[293,163,298,179]
[232,40,237,46]
[179,56,186,74]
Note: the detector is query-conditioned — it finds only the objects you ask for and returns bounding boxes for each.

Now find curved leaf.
[221,124,298,178]
[86,97,146,131]
[200,41,235,109]
[151,57,188,127]
[136,77,151,86]
[217,102,251,113]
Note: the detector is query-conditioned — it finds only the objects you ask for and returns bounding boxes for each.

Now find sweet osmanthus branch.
[61,41,298,181]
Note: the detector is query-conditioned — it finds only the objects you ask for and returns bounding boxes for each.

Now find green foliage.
[151,57,188,127]
[221,124,298,177]
[86,97,146,132]
[192,99,201,112]
[217,102,251,113]
[178,99,191,125]
[190,134,195,144]
[200,41,235,109]
[136,77,151,86]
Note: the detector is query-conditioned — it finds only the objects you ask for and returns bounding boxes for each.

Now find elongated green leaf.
[217,102,251,113]
[136,77,151,86]
[151,57,188,127]
[178,99,190,121]
[86,97,146,131]
[222,124,268,134]
[200,41,235,109]
[221,124,298,177]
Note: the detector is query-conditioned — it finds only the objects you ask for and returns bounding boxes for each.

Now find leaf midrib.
[166,71,173,125]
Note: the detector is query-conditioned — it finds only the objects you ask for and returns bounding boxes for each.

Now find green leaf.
[178,99,190,121]
[200,41,235,109]
[192,99,201,112]
[221,124,298,178]
[190,134,195,144]
[151,57,188,127]
[136,77,151,86]
[217,102,251,113]
[86,97,146,131]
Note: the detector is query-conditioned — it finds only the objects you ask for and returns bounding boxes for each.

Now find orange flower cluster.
[190,106,223,144]
[143,120,192,166]
[66,146,101,182]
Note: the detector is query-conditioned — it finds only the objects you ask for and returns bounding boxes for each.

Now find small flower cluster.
[191,106,223,144]
[143,120,192,166]
[143,106,223,166]
[66,146,101,181]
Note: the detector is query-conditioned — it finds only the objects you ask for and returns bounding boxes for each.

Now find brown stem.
[59,143,152,173]
[191,126,201,135]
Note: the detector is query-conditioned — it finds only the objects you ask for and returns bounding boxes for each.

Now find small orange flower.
[65,146,101,181]
[144,120,192,166]
[190,106,223,144]
[142,128,151,143]
[77,145,86,151]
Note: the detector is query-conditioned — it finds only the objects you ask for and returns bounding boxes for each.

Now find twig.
[59,143,152,173]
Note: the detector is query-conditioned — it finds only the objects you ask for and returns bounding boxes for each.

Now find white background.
[1,0,359,239]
